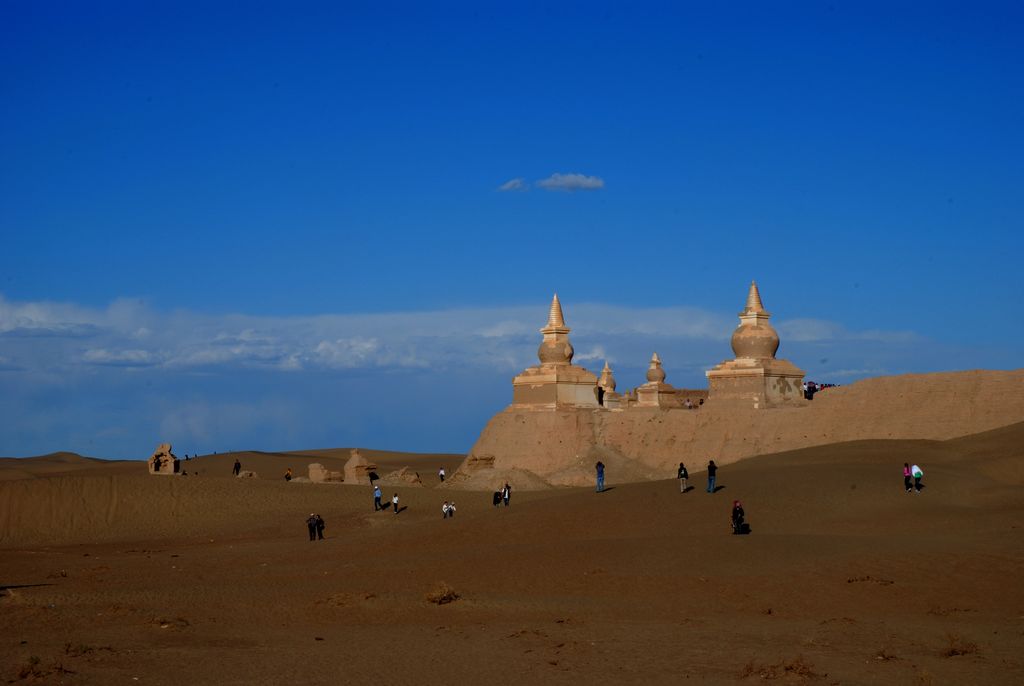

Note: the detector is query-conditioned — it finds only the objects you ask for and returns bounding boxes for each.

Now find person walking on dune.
[706,460,718,493]
[911,464,924,493]
[595,461,605,493]
[373,484,383,511]
[392,493,400,514]
[438,466,446,483]
[678,463,689,493]
[232,458,241,476]
[903,463,912,493]
[306,513,318,541]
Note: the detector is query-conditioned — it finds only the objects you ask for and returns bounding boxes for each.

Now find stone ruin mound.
[377,467,423,487]
[147,443,180,476]
[344,449,379,485]
[308,463,344,483]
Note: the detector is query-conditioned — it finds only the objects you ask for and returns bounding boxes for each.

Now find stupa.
[598,361,621,408]
[636,352,679,407]
[511,294,600,408]
[705,281,805,408]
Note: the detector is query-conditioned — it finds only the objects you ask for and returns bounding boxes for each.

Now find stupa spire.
[744,280,767,314]
[545,293,567,330]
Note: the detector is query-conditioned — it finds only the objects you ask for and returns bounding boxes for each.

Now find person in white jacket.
[911,464,924,493]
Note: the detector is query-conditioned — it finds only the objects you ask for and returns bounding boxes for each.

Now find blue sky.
[1,2,1021,458]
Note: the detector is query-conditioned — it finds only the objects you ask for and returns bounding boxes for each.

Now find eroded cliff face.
[459,369,1024,488]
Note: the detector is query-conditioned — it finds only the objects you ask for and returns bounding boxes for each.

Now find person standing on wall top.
[706,460,718,493]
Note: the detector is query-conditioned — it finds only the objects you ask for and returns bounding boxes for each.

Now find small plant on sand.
[739,656,820,680]
[425,582,460,605]
[17,656,43,679]
[941,633,979,657]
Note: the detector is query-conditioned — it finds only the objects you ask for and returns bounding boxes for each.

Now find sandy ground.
[2,425,1023,684]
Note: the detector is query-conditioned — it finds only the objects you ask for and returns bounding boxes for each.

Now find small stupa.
[511,294,600,408]
[636,352,679,407]
[705,281,805,408]
[598,361,621,408]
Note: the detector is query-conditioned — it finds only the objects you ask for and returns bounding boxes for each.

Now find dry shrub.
[739,656,820,680]
[874,647,899,661]
[425,582,460,605]
[942,633,979,657]
[17,656,44,679]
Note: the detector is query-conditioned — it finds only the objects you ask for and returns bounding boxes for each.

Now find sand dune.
[1,421,1023,684]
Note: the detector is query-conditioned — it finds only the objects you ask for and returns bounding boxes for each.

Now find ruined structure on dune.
[453,282,1024,489]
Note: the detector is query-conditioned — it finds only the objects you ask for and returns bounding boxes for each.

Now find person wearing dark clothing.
[392,493,400,514]
[315,514,325,540]
[706,460,718,493]
[903,463,912,493]
[731,501,746,534]
[232,459,241,476]
[595,461,605,493]
[502,483,511,507]
[306,513,318,541]
[492,491,502,507]
[678,463,689,493]
[284,468,293,482]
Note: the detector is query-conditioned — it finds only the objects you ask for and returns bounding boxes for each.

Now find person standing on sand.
[731,500,746,534]
[284,468,293,482]
[678,463,689,493]
[438,467,446,483]
[392,493,400,514]
[706,460,717,493]
[232,458,241,476]
[306,513,318,541]
[373,484,383,511]
[903,463,912,493]
[502,482,511,507]
[315,514,325,540]
[595,461,605,493]
[448,501,456,518]
[911,464,924,493]
[442,501,450,518]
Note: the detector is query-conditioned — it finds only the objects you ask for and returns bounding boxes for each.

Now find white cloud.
[498,177,528,192]
[82,348,159,367]
[536,172,605,192]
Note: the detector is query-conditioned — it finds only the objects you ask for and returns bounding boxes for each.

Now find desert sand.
[2,410,1024,684]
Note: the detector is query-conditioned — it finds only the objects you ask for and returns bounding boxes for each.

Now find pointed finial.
[651,352,661,364]
[745,280,766,314]
[602,360,611,373]
[547,293,566,328]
